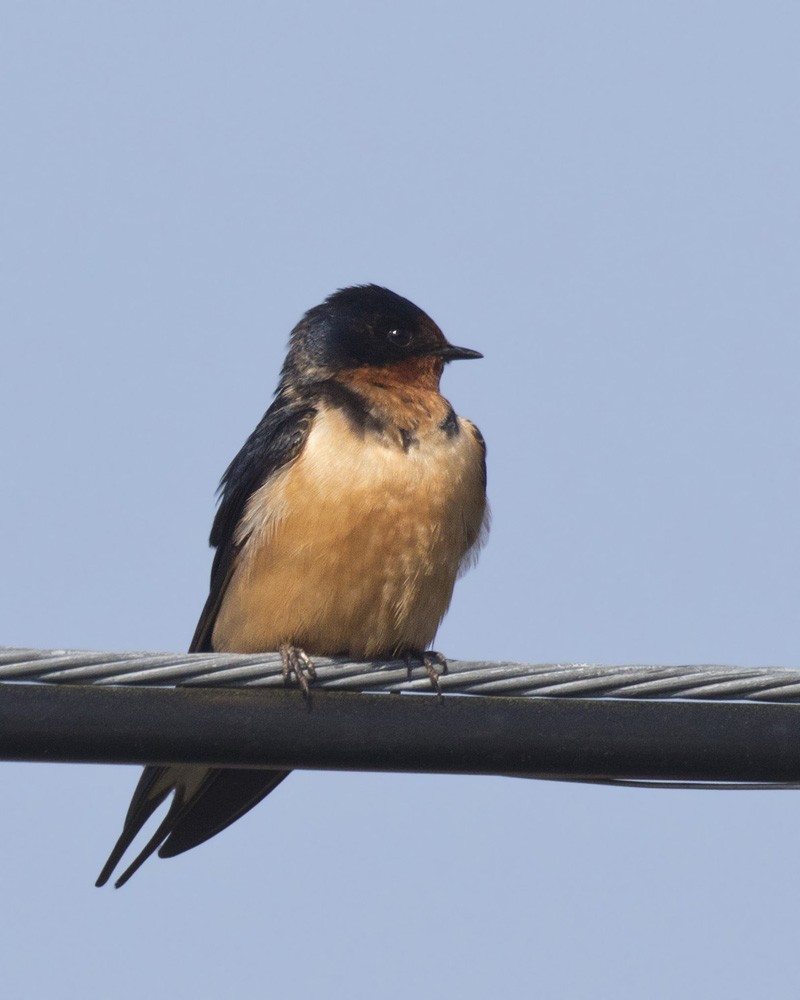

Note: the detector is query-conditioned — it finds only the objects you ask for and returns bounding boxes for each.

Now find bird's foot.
[280,644,316,697]
[406,650,448,697]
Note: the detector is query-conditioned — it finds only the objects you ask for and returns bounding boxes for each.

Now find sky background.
[2,2,800,997]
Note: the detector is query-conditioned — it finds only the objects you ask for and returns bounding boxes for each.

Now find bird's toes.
[280,644,316,697]
[405,649,448,697]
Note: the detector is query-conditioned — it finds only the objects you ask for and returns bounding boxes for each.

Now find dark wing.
[457,419,490,576]
[188,394,317,651]
[97,393,316,888]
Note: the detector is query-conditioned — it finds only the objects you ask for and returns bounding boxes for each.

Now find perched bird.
[96,284,488,887]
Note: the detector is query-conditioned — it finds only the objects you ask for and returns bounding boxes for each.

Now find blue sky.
[2,3,799,998]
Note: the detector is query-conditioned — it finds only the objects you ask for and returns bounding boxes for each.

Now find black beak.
[435,344,483,362]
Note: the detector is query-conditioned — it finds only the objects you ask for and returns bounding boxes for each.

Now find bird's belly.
[211,406,485,657]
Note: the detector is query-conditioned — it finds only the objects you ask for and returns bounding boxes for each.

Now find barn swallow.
[96,284,488,887]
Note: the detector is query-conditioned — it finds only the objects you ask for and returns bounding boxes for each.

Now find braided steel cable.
[2,646,800,702]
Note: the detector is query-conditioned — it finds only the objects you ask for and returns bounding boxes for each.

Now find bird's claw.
[406,650,448,697]
[280,644,316,697]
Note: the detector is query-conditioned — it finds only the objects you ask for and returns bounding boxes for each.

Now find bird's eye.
[387,328,412,348]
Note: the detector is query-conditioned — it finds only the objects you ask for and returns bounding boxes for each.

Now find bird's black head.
[281,284,481,385]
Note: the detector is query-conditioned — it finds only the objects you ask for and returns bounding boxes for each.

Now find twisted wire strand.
[3,646,800,702]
